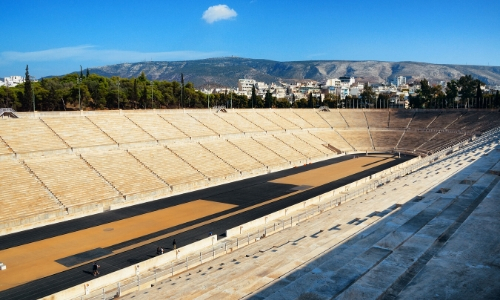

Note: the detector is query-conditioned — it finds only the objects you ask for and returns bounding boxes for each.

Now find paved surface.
[0,154,409,300]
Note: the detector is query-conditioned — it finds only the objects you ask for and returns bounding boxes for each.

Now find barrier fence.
[50,127,500,300]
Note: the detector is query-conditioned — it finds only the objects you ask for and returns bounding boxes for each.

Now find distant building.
[390,76,406,87]
[339,76,355,87]
[238,79,256,93]
[4,76,25,87]
[325,78,341,88]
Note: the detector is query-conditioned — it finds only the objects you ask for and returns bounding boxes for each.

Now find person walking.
[92,262,100,277]
[173,239,177,250]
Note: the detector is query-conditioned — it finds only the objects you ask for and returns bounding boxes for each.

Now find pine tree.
[80,65,83,78]
[86,68,90,78]
[308,92,314,108]
[476,81,483,108]
[24,65,33,111]
[132,79,138,109]
[265,90,273,108]
[250,85,257,108]
[181,73,184,108]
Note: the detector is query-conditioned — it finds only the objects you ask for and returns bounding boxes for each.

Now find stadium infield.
[0,153,412,300]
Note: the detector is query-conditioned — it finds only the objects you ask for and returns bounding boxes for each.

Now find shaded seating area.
[418,132,468,153]
[340,110,368,128]
[396,131,434,152]
[370,130,404,151]
[389,110,414,128]
[337,129,374,151]
[364,111,389,128]
[426,111,463,129]
[407,111,439,128]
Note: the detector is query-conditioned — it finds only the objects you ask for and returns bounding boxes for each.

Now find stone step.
[334,173,500,300]
[261,195,448,299]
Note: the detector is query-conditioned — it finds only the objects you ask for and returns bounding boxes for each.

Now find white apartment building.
[390,76,407,87]
[238,79,256,93]
[325,78,341,87]
[3,76,25,87]
[339,76,355,87]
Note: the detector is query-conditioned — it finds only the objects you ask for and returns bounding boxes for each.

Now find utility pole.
[32,76,36,114]
[117,81,120,110]
[150,81,154,109]
[77,77,82,110]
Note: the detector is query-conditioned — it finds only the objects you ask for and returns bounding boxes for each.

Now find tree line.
[0,67,257,111]
[1,68,499,111]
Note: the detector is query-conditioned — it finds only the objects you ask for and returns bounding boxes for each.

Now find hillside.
[87,57,500,88]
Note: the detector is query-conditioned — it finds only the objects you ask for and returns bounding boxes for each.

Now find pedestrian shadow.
[83,270,93,276]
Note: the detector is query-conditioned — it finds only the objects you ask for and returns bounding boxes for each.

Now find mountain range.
[87,57,500,88]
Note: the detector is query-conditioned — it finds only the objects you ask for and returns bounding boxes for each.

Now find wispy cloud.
[202,4,237,24]
[0,45,225,64]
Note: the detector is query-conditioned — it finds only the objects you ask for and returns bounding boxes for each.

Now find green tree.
[307,92,315,108]
[361,83,375,108]
[457,75,476,106]
[445,80,459,108]
[250,85,257,108]
[492,90,500,108]
[476,81,483,108]
[419,79,431,107]
[24,65,33,111]
[265,90,274,108]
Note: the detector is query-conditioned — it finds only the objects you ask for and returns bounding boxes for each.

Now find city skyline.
[1,0,499,78]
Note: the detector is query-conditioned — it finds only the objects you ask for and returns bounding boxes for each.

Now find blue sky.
[1,0,499,78]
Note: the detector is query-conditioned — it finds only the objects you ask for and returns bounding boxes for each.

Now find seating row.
[0,119,68,153]
[0,159,62,222]
[24,155,120,207]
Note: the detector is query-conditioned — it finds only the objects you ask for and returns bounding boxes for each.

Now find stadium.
[0,108,499,299]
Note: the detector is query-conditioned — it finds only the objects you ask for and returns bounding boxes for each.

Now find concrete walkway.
[119,132,500,299]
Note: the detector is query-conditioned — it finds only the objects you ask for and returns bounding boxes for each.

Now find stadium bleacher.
[160,112,217,138]
[317,110,348,128]
[0,109,499,234]
[125,114,188,142]
[364,110,389,128]
[237,111,283,132]
[216,111,263,133]
[42,117,115,149]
